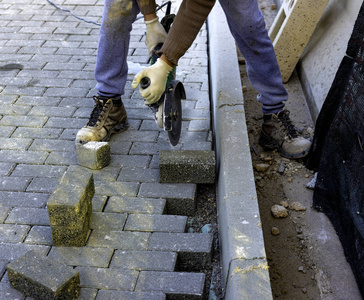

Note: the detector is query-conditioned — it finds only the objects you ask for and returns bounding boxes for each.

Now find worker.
[76,0,311,159]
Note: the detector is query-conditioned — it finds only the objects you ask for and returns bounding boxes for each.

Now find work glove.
[131,58,173,105]
[145,17,167,56]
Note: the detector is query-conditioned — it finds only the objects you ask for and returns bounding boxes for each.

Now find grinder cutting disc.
[164,80,185,146]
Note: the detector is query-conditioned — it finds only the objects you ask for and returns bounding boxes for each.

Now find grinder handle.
[140,77,151,89]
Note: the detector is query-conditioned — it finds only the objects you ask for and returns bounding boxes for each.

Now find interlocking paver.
[96,290,166,300]
[88,230,150,250]
[124,214,187,233]
[48,247,114,268]
[135,271,205,298]
[110,250,177,271]
[104,196,166,215]
[5,208,49,226]
[76,267,138,290]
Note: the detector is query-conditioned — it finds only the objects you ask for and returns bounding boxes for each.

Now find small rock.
[298,266,305,272]
[278,163,286,174]
[307,127,314,135]
[302,288,307,294]
[255,163,270,172]
[271,227,280,235]
[271,205,288,218]
[280,200,289,208]
[289,202,306,211]
[271,4,276,10]
[242,85,247,92]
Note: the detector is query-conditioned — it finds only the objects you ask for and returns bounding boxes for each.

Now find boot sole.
[259,133,309,159]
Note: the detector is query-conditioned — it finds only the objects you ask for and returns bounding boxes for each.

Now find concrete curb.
[207,3,273,299]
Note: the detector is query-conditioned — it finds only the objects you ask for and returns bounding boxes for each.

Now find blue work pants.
[95,0,288,113]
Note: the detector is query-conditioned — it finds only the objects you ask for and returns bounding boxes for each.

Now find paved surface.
[0,0,217,299]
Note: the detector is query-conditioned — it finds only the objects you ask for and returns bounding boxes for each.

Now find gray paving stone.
[124,214,187,233]
[5,208,49,226]
[24,226,52,246]
[0,150,49,164]
[108,141,132,155]
[159,150,216,184]
[44,116,87,129]
[110,131,158,143]
[0,224,29,243]
[15,95,61,107]
[0,115,47,127]
[0,176,30,192]
[0,283,25,300]
[0,205,10,223]
[28,105,76,117]
[104,196,166,215]
[109,154,150,168]
[149,232,213,269]
[0,260,8,279]
[135,271,205,299]
[0,104,31,116]
[30,139,75,152]
[48,247,114,268]
[139,183,197,216]
[45,151,78,165]
[90,212,127,230]
[11,164,67,178]
[110,250,177,271]
[59,128,79,140]
[0,126,15,138]
[7,250,80,300]
[87,230,150,250]
[26,177,59,193]
[76,267,138,290]
[79,288,98,300]
[1,86,46,96]
[92,195,108,212]
[0,243,49,261]
[11,127,62,139]
[96,290,166,300]
[117,167,159,183]
[94,181,139,197]
[0,191,48,208]
[0,138,32,151]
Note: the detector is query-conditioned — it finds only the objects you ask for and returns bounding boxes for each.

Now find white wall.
[295,0,362,120]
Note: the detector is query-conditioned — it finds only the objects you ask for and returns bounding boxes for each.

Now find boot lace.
[87,96,109,126]
[278,110,298,139]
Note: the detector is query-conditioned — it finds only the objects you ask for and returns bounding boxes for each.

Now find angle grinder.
[140,5,185,146]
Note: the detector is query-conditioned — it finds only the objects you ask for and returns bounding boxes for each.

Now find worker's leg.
[76,0,139,144]
[218,0,287,114]
[95,0,140,97]
[219,0,311,158]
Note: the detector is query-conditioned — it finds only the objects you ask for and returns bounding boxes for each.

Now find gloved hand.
[145,17,167,56]
[131,58,173,105]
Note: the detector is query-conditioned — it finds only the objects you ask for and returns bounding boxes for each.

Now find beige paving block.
[269,0,330,82]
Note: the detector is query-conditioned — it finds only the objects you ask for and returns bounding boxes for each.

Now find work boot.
[75,95,128,144]
[259,109,311,159]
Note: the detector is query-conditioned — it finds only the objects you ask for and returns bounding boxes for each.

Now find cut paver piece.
[47,165,94,246]
[124,214,187,232]
[159,150,216,183]
[6,250,80,300]
[76,141,111,170]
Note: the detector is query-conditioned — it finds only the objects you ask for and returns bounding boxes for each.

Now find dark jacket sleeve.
[136,0,157,16]
[160,0,216,65]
